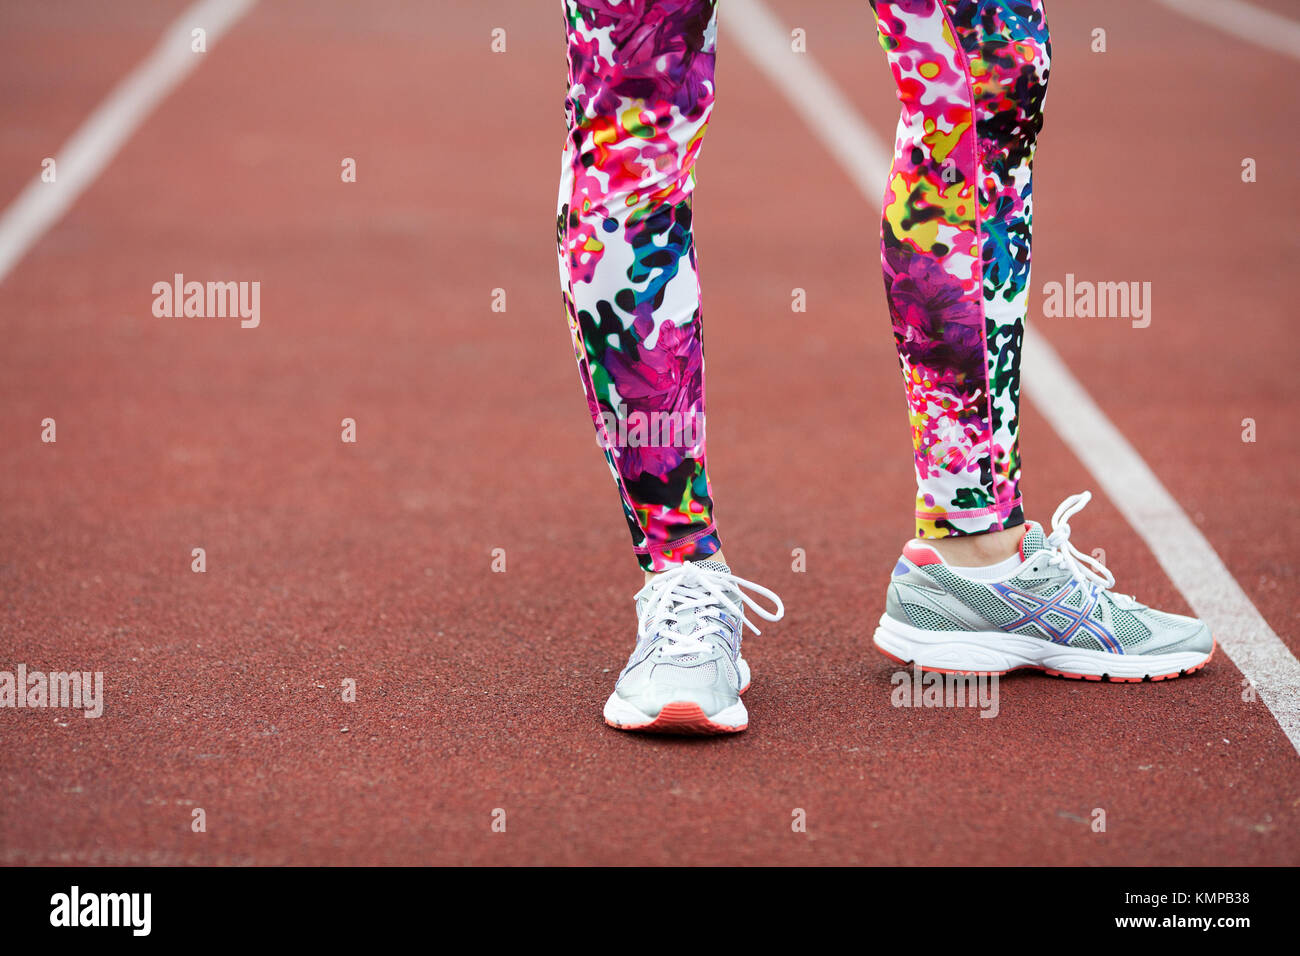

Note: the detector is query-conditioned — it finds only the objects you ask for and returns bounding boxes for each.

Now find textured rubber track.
[1,0,1297,866]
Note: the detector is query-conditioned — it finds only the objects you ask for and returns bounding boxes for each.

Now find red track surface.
[1,0,1296,865]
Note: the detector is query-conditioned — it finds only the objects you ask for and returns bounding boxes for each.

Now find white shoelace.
[638,563,785,658]
[1045,491,1116,592]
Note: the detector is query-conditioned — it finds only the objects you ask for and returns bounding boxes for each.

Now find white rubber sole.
[873,614,1214,682]
[603,692,749,733]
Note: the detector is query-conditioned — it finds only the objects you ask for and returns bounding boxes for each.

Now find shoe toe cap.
[1136,613,1214,656]
[619,658,736,718]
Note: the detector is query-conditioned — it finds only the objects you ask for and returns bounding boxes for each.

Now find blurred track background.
[1,0,1297,864]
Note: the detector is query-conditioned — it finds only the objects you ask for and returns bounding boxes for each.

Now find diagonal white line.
[717,0,892,205]
[0,0,258,285]
[1027,339,1300,746]
[1153,0,1300,61]
[724,0,1300,754]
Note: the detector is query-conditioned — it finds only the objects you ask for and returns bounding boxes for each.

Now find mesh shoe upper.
[887,500,1212,657]
[613,561,781,717]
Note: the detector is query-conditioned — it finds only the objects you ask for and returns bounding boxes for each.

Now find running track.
[1,0,1296,865]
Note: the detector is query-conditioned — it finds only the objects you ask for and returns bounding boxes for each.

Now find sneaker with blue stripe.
[873,492,1215,681]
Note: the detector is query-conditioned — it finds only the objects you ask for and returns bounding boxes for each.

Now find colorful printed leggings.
[557,1,1050,572]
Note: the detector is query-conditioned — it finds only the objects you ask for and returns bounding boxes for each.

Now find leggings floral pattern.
[873,0,1050,537]
[557,0,1050,571]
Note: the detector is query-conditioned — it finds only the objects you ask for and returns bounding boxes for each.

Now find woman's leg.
[557,0,722,574]
[871,2,1212,681]
[869,0,1051,547]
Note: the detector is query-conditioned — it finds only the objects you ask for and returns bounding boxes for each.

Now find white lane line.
[717,0,892,207]
[725,0,1300,754]
[0,0,258,284]
[1027,342,1300,749]
[1153,0,1300,61]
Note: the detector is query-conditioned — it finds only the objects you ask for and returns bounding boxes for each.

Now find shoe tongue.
[671,611,703,637]
[669,560,732,637]
[1019,522,1047,559]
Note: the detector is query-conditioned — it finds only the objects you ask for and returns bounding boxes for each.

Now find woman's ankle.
[644,550,729,586]
[924,527,1023,568]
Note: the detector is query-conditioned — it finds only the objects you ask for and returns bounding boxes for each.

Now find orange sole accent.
[605,701,747,735]
[874,640,1216,683]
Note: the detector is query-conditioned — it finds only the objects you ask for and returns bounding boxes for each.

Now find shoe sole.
[603,680,750,735]
[603,656,751,735]
[873,613,1215,682]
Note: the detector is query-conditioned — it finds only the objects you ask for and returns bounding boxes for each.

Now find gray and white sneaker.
[874,492,1215,681]
[603,560,784,734]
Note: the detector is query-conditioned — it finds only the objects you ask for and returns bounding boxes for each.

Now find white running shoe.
[873,492,1215,681]
[603,560,784,734]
